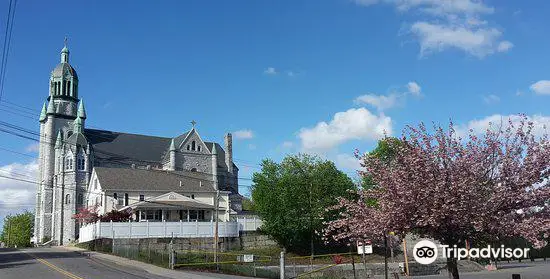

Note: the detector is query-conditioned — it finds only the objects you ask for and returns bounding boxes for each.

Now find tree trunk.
[446,256,460,279]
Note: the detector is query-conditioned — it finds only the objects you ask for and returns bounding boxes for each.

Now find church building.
[34,44,242,245]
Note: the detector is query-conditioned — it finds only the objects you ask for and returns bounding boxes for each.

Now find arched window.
[190,168,197,172]
[65,194,70,204]
[191,141,196,151]
[198,145,201,152]
[77,156,85,171]
[186,145,190,151]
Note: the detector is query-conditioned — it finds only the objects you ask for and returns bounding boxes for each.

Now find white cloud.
[263,67,277,75]
[0,161,38,227]
[299,107,392,151]
[233,129,254,140]
[407,81,422,96]
[483,94,500,104]
[335,153,362,171]
[25,143,40,153]
[497,41,514,52]
[530,80,550,95]
[355,0,511,58]
[355,93,398,111]
[410,22,507,58]
[355,81,422,111]
[456,114,550,138]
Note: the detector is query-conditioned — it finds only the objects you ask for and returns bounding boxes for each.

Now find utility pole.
[213,190,220,271]
[384,231,388,279]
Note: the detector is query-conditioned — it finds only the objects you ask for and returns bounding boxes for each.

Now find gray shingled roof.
[84,129,235,170]
[52,62,78,79]
[85,129,173,163]
[95,167,217,192]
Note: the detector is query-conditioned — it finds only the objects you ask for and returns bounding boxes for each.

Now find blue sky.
[0,0,548,226]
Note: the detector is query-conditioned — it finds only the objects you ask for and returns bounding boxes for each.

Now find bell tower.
[35,40,81,244]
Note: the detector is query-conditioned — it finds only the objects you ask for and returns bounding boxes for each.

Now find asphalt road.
[0,247,172,279]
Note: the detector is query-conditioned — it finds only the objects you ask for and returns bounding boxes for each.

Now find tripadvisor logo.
[413,240,530,265]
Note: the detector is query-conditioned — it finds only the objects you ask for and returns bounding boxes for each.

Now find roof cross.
[191,120,197,128]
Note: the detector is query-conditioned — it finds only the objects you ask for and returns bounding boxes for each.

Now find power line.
[0,0,18,102]
[0,146,35,158]
[0,120,258,182]
[0,173,254,210]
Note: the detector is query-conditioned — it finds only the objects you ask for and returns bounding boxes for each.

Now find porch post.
[187,210,190,222]
[162,210,165,221]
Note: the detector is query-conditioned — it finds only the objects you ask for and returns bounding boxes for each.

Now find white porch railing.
[235,215,263,231]
[79,220,239,243]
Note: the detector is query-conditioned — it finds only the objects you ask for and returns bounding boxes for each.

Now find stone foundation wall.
[240,231,278,250]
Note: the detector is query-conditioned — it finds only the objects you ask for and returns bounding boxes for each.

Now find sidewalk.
[62,246,254,279]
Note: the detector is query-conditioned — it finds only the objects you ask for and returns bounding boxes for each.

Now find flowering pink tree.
[72,205,99,225]
[324,116,550,279]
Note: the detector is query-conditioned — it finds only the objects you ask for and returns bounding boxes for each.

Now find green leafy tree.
[0,211,34,247]
[361,137,403,189]
[241,197,255,211]
[252,154,355,254]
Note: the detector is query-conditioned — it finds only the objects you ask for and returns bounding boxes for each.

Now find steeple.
[168,138,176,171]
[61,37,69,63]
[50,39,78,101]
[73,116,83,134]
[47,98,55,114]
[169,138,176,151]
[55,131,63,149]
[211,143,217,155]
[39,102,47,122]
[77,100,86,119]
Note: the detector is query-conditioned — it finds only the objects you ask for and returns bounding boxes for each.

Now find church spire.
[61,37,69,63]
[73,116,83,134]
[39,102,47,122]
[77,99,86,119]
[169,138,176,151]
[47,98,55,114]
[55,130,63,149]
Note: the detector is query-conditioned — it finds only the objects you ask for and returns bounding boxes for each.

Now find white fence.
[79,220,239,243]
[235,215,263,231]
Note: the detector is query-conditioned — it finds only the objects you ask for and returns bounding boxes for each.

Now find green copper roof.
[169,138,176,151]
[73,116,83,133]
[61,46,69,53]
[39,102,47,122]
[78,99,86,119]
[47,99,55,114]
[55,130,62,149]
